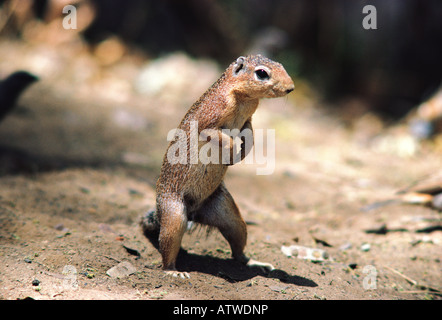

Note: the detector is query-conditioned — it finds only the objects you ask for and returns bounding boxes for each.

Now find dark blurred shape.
[83,0,241,62]
[246,26,289,57]
[0,71,38,122]
[32,0,48,20]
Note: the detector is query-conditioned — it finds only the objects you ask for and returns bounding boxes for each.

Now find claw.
[246,258,275,272]
[164,270,190,279]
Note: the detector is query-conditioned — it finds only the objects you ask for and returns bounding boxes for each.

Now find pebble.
[269,285,289,293]
[281,245,329,262]
[360,243,371,252]
[32,279,40,286]
[432,193,442,209]
[106,261,136,279]
[339,242,352,251]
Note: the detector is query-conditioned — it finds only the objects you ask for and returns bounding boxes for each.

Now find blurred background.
[1,0,441,115]
[81,0,442,120]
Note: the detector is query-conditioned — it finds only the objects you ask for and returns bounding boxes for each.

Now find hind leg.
[157,193,190,278]
[194,183,274,271]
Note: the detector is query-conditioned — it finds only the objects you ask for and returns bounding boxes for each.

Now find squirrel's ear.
[233,56,245,75]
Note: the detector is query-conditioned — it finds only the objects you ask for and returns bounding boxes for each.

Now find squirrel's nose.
[286,85,295,94]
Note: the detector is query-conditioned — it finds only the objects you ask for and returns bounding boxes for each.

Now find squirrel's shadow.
[143,231,317,287]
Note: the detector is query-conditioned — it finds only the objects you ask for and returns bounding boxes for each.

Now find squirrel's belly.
[183,163,227,208]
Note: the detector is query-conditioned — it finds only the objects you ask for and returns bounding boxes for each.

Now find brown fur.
[142,55,294,275]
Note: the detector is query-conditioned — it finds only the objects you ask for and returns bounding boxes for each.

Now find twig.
[401,290,442,296]
[384,265,417,286]
[102,255,121,263]
[384,265,441,294]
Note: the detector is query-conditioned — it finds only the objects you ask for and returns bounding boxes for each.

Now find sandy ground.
[0,40,441,300]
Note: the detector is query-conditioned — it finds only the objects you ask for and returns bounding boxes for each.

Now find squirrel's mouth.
[269,88,288,98]
[271,83,295,97]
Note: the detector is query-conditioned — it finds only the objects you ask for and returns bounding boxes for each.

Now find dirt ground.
[0,39,441,300]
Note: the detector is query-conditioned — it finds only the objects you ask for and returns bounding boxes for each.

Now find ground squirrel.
[141,54,294,278]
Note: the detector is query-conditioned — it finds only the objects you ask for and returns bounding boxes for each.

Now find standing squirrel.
[141,54,294,278]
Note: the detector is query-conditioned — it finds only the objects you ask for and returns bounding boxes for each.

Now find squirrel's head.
[228,55,294,99]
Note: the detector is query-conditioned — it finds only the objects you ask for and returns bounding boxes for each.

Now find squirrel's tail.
[140,209,161,235]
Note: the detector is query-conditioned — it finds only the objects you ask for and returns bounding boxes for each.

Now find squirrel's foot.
[164,270,190,279]
[246,258,275,272]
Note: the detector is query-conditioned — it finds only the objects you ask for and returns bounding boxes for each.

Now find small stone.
[281,245,329,262]
[54,223,64,231]
[339,242,352,251]
[106,261,136,279]
[269,285,289,293]
[32,279,40,286]
[432,193,442,209]
[360,243,371,252]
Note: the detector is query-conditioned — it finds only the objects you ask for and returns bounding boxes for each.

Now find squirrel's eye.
[255,69,270,81]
